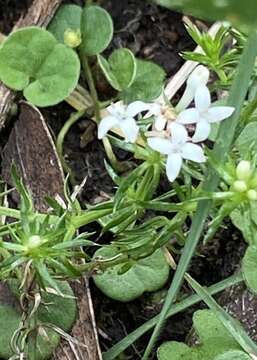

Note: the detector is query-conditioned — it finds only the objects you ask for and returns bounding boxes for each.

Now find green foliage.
[93,247,169,302]
[0,281,76,359]
[48,4,82,44]
[0,27,80,107]
[121,59,165,103]
[182,24,238,84]
[157,310,246,360]
[80,5,113,56]
[98,48,137,91]
[153,0,257,27]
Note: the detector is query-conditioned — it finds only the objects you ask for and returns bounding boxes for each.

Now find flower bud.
[176,65,210,112]
[236,160,251,181]
[27,235,42,249]
[187,65,210,91]
[247,189,257,201]
[64,29,81,48]
[233,180,247,193]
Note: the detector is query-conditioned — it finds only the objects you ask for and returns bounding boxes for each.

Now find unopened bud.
[233,180,247,193]
[187,65,210,91]
[64,29,81,48]
[176,65,210,112]
[27,235,42,249]
[236,160,251,181]
[247,189,257,201]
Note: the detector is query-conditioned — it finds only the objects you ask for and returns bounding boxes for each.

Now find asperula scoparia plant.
[0,1,257,360]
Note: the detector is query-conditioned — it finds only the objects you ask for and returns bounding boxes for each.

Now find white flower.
[177,85,235,142]
[176,65,210,112]
[98,101,151,143]
[147,122,206,182]
[144,101,176,131]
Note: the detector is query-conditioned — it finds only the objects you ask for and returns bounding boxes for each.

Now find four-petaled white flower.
[176,85,235,143]
[147,123,206,182]
[98,101,151,143]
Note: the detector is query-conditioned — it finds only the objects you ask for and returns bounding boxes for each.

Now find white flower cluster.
[98,65,234,182]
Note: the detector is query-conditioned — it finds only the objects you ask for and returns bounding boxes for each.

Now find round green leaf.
[0,280,76,359]
[98,48,137,91]
[93,247,169,302]
[214,350,251,360]
[0,27,80,107]
[121,59,165,103]
[242,245,257,293]
[48,4,82,44]
[157,342,201,360]
[81,5,113,56]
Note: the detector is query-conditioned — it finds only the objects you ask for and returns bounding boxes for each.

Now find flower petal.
[206,106,234,123]
[144,103,162,118]
[126,101,152,117]
[176,108,200,124]
[147,137,173,155]
[107,101,125,117]
[166,153,182,182]
[182,143,206,163]
[98,116,119,139]
[192,121,211,142]
[154,114,167,131]
[169,122,188,144]
[195,85,211,112]
[187,65,210,90]
[119,118,139,143]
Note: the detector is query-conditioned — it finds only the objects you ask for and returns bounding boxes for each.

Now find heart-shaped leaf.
[48,4,82,44]
[242,245,257,293]
[0,27,80,107]
[154,0,257,27]
[0,280,76,359]
[98,48,137,91]
[121,59,165,103]
[214,350,251,360]
[93,247,169,302]
[80,5,113,56]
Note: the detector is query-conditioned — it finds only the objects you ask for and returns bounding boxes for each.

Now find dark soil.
[0,1,250,359]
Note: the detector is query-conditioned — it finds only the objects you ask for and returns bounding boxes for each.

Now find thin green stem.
[142,31,257,360]
[56,109,86,161]
[80,54,101,122]
[103,272,243,360]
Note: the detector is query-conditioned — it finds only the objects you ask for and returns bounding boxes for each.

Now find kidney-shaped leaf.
[93,247,169,302]
[154,0,257,27]
[48,4,82,44]
[235,123,257,156]
[98,48,137,91]
[0,27,80,107]
[81,5,113,56]
[121,59,165,103]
